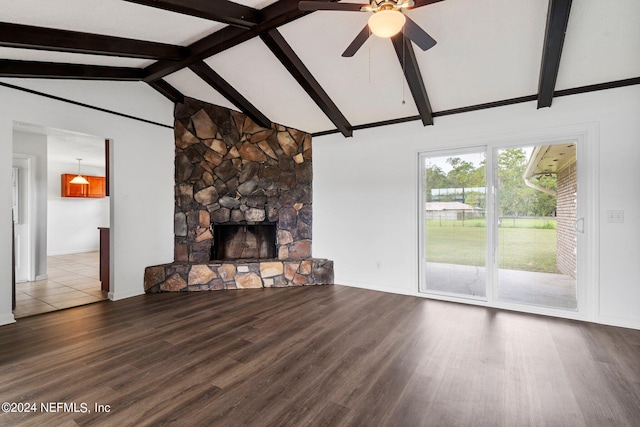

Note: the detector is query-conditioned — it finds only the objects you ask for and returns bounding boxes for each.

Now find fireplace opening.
[212,223,277,260]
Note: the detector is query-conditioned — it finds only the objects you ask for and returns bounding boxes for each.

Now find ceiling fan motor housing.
[365,0,415,12]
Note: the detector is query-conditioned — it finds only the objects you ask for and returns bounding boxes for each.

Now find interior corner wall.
[0,81,175,325]
[312,85,640,330]
[0,118,13,325]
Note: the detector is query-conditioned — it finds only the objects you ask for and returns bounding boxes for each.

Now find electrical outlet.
[375,261,382,270]
[607,210,624,223]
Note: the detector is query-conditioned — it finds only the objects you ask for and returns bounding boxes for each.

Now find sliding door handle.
[575,217,585,233]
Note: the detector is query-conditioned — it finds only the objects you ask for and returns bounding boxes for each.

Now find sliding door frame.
[418,146,491,301]
[417,123,599,322]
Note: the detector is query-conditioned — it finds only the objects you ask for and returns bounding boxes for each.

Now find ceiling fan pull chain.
[402,30,406,105]
[368,27,372,83]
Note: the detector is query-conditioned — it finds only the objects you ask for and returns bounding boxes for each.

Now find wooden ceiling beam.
[144,26,249,82]
[189,61,271,128]
[0,59,145,80]
[0,22,186,61]
[122,0,260,28]
[391,34,434,126]
[148,79,185,104]
[261,29,352,137]
[256,0,324,28]
[537,0,573,108]
[143,0,339,82]
[413,0,446,8]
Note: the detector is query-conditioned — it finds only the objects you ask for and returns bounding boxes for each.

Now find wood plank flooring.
[0,285,639,426]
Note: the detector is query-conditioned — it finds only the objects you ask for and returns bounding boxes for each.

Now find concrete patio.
[424,262,577,310]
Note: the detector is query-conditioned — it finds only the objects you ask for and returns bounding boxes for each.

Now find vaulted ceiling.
[1,0,639,137]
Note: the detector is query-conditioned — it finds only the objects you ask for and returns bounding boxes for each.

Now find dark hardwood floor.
[1,285,639,426]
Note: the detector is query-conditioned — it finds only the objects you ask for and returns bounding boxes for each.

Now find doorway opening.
[12,122,110,318]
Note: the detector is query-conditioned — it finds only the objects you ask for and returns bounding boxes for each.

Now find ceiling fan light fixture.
[368,9,406,38]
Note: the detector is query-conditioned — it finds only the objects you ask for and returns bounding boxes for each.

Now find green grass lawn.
[425,219,559,273]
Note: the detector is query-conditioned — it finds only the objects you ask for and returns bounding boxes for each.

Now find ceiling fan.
[298,0,439,57]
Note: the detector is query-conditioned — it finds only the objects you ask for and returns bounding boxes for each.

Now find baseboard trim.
[47,249,100,256]
[0,312,16,326]
[596,314,640,331]
[108,289,145,301]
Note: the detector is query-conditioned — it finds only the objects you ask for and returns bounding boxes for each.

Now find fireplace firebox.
[212,223,277,261]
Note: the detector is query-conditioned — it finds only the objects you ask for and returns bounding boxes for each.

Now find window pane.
[496,145,577,310]
[423,152,486,298]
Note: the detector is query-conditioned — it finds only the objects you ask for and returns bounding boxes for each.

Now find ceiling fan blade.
[299,1,367,12]
[402,16,437,51]
[412,0,446,8]
[342,25,371,57]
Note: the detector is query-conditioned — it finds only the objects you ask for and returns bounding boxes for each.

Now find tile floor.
[13,252,108,319]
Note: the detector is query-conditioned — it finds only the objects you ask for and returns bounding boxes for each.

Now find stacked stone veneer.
[145,259,333,291]
[144,98,333,292]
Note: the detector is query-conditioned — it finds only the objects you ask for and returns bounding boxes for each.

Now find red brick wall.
[556,162,577,278]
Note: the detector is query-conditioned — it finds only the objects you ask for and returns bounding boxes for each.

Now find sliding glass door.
[419,141,579,311]
[420,150,487,298]
[495,144,577,310]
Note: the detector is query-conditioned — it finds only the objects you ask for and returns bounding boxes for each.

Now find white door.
[419,148,488,299]
[12,157,32,282]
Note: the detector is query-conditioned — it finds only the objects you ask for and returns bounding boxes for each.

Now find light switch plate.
[607,210,624,223]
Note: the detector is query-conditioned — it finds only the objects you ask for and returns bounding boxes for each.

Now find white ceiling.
[555,0,640,90]
[203,37,337,131]
[14,122,105,167]
[1,0,639,135]
[281,13,422,127]
[0,0,223,45]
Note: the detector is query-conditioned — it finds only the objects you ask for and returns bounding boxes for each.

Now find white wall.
[12,130,48,279]
[0,80,175,325]
[2,78,637,331]
[313,85,640,330]
[47,160,109,255]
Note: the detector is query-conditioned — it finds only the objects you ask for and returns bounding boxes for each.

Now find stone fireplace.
[144,98,334,292]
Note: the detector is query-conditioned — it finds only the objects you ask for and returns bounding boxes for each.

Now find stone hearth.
[144,98,333,292]
[145,259,334,292]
